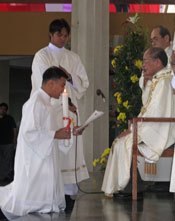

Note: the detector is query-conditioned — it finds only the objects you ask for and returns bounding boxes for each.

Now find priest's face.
[50,28,69,48]
[150,28,169,49]
[142,50,157,78]
[51,77,66,99]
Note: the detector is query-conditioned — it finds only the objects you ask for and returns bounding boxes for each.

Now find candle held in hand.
[62,88,68,123]
[62,88,70,146]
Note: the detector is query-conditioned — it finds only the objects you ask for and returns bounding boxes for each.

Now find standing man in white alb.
[31,19,89,201]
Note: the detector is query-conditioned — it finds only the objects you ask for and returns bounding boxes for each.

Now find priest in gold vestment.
[102,47,175,196]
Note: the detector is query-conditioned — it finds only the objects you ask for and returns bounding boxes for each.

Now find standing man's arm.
[68,54,89,99]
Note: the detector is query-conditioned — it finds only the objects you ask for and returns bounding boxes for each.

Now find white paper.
[76,110,104,132]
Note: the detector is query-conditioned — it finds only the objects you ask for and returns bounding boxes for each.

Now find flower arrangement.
[111,13,148,134]
[93,14,148,171]
[93,148,111,171]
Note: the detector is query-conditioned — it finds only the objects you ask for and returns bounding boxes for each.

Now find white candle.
[62,88,68,124]
[62,88,69,146]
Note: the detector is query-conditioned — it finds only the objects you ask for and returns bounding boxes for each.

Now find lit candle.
[62,88,68,125]
[62,88,69,146]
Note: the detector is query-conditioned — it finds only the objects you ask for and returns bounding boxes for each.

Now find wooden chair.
[132,117,175,200]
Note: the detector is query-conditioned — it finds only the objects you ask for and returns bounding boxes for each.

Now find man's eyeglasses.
[142,58,154,64]
[150,36,163,44]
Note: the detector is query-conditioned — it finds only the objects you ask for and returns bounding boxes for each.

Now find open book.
[76,110,104,132]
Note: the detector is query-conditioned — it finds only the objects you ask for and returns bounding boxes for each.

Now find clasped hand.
[143,72,153,87]
[54,126,86,139]
[54,128,71,139]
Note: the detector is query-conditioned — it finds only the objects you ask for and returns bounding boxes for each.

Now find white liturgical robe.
[0,89,72,220]
[102,67,175,195]
[31,43,89,193]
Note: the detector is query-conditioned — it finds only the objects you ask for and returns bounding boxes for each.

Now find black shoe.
[146,182,169,192]
[114,191,132,199]
[113,191,143,200]
[65,195,75,213]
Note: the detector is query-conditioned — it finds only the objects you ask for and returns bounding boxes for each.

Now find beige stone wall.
[1,12,175,55]
[0,12,71,55]
[110,13,175,44]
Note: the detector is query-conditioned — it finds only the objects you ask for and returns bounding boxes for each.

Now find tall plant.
[111,14,148,134]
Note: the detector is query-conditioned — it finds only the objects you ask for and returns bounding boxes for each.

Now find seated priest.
[102,47,175,197]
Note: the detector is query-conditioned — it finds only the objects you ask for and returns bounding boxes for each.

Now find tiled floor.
[1,172,175,221]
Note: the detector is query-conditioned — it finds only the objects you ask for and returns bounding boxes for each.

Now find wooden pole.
[132,118,138,200]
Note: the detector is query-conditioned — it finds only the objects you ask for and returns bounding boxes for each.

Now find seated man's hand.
[54,128,71,139]
[112,129,131,152]
[143,74,153,87]
[142,67,153,87]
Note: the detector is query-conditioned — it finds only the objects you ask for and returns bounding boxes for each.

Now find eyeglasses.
[142,58,154,64]
[150,36,163,44]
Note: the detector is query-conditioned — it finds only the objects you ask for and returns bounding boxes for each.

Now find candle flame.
[64,88,67,93]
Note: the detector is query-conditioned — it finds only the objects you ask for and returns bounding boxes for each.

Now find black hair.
[0,102,8,111]
[149,47,168,67]
[154,25,171,42]
[42,66,68,84]
[49,18,70,35]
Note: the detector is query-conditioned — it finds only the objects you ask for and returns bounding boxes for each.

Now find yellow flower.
[123,100,131,110]
[114,92,120,97]
[100,158,107,164]
[111,58,117,68]
[114,92,122,104]
[101,148,110,158]
[135,60,142,69]
[125,66,128,70]
[113,45,123,54]
[117,94,122,104]
[117,107,120,113]
[117,112,126,121]
[93,158,99,167]
[117,96,122,104]
[130,75,139,83]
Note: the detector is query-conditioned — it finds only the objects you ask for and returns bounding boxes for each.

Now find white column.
[71,0,109,171]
